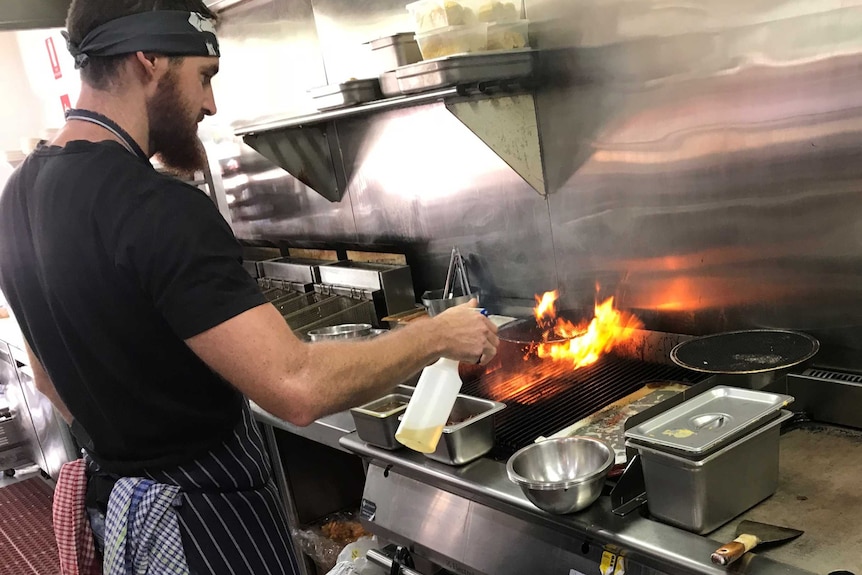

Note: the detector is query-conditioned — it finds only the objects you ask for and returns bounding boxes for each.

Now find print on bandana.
[188,13,216,35]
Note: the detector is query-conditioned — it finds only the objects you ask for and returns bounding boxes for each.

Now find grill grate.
[461,355,711,460]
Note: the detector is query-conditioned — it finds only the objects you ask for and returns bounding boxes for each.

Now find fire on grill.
[460,290,708,460]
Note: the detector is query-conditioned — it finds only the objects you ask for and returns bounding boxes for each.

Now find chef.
[0,1,499,573]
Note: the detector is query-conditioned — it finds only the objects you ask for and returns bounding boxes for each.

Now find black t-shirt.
[0,140,267,474]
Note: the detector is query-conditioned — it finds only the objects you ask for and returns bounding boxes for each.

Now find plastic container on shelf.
[407,0,480,33]
[486,19,529,50]
[415,23,488,60]
[395,358,462,453]
[477,1,520,22]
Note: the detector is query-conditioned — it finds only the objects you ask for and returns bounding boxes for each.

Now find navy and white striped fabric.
[104,478,188,575]
[142,403,301,575]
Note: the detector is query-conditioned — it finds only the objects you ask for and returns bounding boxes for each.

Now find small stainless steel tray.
[259,257,336,284]
[395,48,535,94]
[309,79,382,111]
[425,394,506,466]
[624,386,794,455]
[351,393,413,450]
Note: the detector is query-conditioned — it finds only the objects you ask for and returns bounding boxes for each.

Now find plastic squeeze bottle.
[395,357,462,453]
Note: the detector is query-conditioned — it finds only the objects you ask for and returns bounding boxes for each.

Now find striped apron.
[88,403,301,575]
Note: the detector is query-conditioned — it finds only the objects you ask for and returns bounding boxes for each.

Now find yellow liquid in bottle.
[395,425,444,453]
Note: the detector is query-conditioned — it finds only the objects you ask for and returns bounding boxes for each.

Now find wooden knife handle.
[711,534,759,566]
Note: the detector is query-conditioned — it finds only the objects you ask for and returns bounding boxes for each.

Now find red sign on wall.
[60,94,72,114]
[46,37,62,79]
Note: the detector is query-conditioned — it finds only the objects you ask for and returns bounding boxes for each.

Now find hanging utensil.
[454,248,470,297]
[443,247,458,300]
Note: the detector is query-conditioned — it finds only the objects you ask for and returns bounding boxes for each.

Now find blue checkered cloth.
[103,477,189,575]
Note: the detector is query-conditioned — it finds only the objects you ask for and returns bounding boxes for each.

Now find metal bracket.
[242,121,347,203]
[445,93,547,195]
[610,454,648,516]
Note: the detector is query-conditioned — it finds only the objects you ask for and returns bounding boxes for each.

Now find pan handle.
[711,534,759,566]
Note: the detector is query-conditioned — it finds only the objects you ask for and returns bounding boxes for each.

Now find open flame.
[533,291,643,370]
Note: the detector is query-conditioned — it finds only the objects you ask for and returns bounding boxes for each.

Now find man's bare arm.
[186,301,498,426]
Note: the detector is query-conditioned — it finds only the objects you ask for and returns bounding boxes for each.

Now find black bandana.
[62,11,220,70]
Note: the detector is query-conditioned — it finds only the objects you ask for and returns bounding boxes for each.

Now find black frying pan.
[492,311,590,372]
[670,329,820,375]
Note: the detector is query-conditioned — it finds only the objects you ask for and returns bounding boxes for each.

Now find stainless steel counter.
[339,433,816,575]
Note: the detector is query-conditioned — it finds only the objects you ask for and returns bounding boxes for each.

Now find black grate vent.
[461,356,711,460]
[803,368,862,384]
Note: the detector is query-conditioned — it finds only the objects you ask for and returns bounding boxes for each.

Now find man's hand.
[428,299,499,365]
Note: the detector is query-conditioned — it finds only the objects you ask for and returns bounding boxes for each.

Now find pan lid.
[624,385,794,454]
[671,329,819,375]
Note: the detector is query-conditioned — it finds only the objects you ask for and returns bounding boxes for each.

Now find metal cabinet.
[0,342,77,478]
[0,343,40,471]
[15,360,78,478]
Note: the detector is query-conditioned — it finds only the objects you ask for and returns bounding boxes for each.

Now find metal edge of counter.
[248,401,354,453]
[338,432,817,575]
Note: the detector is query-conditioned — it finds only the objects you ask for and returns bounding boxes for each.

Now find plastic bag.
[337,537,385,575]
[292,511,370,572]
[326,562,360,575]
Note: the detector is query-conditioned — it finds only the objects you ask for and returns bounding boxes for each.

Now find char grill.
[461,355,711,460]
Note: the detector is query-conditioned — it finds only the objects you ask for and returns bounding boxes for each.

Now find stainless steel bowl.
[421,288,480,317]
[307,323,373,341]
[506,437,614,514]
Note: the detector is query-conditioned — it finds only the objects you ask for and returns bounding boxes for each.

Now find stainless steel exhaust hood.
[0,0,71,31]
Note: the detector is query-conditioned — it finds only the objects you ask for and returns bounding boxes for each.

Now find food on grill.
[321,520,368,545]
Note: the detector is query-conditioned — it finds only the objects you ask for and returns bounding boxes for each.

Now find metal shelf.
[233,88,458,136]
[235,84,547,200]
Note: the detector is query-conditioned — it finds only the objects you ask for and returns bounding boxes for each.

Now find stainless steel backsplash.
[206,0,862,351]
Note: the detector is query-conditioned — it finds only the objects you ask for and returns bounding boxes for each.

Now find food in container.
[351,393,411,450]
[477,0,519,22]
[486,19,528,50]
[423,394,505,465]
[415,23,488,59]
[407,0,479,33]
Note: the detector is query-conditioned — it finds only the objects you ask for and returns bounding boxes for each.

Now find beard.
[147,68,206,177]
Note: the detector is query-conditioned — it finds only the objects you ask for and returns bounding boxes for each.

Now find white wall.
[0,31,43,154]
[0,28,80,156]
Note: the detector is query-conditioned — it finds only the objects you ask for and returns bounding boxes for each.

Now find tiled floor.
[0,468,60,575]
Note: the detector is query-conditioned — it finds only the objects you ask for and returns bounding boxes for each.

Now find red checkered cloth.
[53,459,100,575]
